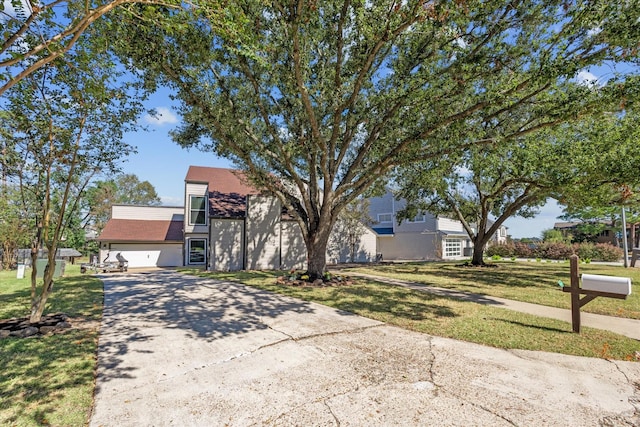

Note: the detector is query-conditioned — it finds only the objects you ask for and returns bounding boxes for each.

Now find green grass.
[0,264,102,427]
[346,261,640,319]
[182,268,640,361]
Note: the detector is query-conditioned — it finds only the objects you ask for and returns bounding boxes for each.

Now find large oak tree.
[120,0,639,277]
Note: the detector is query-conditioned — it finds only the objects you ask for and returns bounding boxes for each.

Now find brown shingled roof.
[185,166,259,195]
[185,166,263,218]
[98,219,183,242]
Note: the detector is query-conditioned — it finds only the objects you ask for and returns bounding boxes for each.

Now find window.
[189,195,206,225]
[500,227,507,237]
[189,239,207,264]
[444,239,462,257]
[378,213,393,223]
[407,214,426,223]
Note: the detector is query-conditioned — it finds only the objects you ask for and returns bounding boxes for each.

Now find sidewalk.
[346,272,640,341]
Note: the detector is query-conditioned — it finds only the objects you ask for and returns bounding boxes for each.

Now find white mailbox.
[581,274,632,296]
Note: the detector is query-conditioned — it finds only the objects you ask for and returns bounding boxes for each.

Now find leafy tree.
[83,173,161,234]
[1,33,143,322]
[541,229,569,244]
[0,184,31,269]
[394,110,640,265]
[0,0,186,96]
[118,0,639,277]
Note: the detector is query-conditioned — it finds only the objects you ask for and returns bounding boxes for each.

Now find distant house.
[98,166,377,270]
[367,191,507,261]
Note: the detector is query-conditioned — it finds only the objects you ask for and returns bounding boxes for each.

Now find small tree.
[1,35,143,322]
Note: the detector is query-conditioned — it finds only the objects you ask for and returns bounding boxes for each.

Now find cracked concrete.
[90,271,640,426]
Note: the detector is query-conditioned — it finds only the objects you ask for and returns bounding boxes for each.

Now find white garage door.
[108,243,183,268]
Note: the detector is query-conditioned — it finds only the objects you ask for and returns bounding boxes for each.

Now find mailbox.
[581,274,632,296]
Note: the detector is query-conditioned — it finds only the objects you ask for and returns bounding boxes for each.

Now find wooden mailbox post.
[562,254,632,333]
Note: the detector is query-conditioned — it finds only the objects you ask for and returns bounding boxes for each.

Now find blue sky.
[119,88,564,239]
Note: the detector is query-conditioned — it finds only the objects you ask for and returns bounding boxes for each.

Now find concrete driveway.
[90,270,640,426]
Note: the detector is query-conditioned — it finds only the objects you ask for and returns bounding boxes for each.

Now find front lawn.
[0,264,102,427]
[346,261,640,319]
[183,268,640,361]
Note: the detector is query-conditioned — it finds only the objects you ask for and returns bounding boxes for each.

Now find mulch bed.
[0,312,73,339]
[276,274,354,287]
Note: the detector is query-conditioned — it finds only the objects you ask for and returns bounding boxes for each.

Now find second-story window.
[190,195,206,225]
[378,213,393,223]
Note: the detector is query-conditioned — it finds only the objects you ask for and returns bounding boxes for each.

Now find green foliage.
[0,23,145,316]
[113,0,640,275]
[83,173,161,234]
[541,229,568,243]
[486,241,623,262]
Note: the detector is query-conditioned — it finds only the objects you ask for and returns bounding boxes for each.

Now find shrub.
[485,243,514,258]
[593,243,623,262]
[513,242,533,258]
[534,242,574,260]
[575,242,597,261]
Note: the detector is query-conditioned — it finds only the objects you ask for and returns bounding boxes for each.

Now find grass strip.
[182,269,640,361]
[0,264,102,427]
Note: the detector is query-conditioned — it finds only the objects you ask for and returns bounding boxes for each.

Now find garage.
[103,243,183,268]
[98,216,185,269]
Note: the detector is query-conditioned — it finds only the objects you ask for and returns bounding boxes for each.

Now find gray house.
[367,191,507,261]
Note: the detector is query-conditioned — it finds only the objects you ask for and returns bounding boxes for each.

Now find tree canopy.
[1,23,144,320]
[84,173,161,235]
[115,1,639,275]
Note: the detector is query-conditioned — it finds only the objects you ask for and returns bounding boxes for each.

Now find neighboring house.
[98,166,377,270]
[367,191,507,261]
[553,221,620,245]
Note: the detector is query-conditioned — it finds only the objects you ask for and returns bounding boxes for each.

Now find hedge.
[485,242,623,262]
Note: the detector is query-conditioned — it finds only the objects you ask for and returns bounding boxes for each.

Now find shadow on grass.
[489,318,572,334]
[0,329,96,426]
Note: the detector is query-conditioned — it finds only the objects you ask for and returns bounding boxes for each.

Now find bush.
[486,243,514,258]
[534,242,574,260]
[575,242,597,261]
[593,243,623,262]
[513,242,533,258]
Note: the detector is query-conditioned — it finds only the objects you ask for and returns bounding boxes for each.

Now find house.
[367,191,507,261]
[98,166,377,270]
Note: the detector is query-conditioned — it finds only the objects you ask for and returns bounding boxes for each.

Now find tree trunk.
[306,237,329,280]
[29,247,56,323]
[471,243,486,266]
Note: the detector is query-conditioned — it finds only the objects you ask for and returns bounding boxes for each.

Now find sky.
[119,88,565,240]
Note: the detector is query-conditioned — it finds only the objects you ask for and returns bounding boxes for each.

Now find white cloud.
[143,107,179,126]
[575,70,600,88]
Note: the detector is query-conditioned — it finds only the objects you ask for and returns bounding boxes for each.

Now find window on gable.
[406,214,426,223]
[378,213,393,223]
[190,195,206,225]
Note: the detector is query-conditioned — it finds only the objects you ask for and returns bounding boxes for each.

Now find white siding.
[184,183,209,234]
[100,243,183,268]
[210,219,245,271]
[111,205,183,221]
[437,217,464,232]
[281,221,306,270]
[245,195,281,270]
